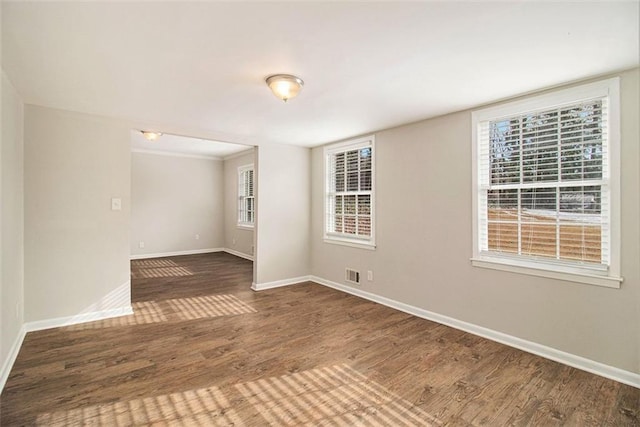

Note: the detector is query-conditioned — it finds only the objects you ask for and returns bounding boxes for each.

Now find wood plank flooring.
[1,252,638,426]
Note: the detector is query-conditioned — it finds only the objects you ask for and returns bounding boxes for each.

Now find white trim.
[131,148,223,161]
[24,306,134,333]
[309,275,640,389]
[130,248,224,260]
[251,275,312,291]
[222,148,254,161]
[471,257,622,288]
[0,325,27,393]
[323,238,376,251]
[223,248,254,261]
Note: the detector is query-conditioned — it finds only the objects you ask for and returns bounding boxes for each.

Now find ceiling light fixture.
[265,74,304,102]
[141,131,163,141]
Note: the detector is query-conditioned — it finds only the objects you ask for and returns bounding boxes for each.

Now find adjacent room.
[1,1,639,425]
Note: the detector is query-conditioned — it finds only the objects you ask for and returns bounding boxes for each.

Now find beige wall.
[24,106,131,322]
[1,72,25,378]
[310,68,640,374]
[254,144,310,285]
[223,149,255,259]
[131,151,224,256]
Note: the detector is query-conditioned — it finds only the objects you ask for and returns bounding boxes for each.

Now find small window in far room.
[238,164,254,228]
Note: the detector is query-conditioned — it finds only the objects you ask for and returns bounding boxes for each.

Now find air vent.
[345,268,360,284]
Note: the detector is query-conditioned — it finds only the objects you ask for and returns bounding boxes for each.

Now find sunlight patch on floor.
[66,301,168,330]
[65,295,256,330]
[35,386,242,426]
[236,364,441,426]
[35,364,439,426]
[131,259,195,279]
[168,294,257,320]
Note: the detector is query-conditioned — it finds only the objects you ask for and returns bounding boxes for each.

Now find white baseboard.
[24,306,134,333]
[0,325,27,393]
[310,275,640,389]
[223,248,254,261]
[252,275,312,291]
[130,248,223,260]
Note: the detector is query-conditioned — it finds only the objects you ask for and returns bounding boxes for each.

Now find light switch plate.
[111,198,122,211]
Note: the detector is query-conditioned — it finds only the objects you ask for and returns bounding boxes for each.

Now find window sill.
[324,237,376,251]
[470,257,622,289]
[237,224,254,231]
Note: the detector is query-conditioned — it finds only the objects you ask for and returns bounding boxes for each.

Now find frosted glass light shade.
[266,74,304,102]
[141,131,162,141]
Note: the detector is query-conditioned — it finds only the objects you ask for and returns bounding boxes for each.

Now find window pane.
[490,118,521,185]
[560,101,603,181]
[521,188,557,219]
[559,186,601,263]
[334,153,345,192]
[360,147,372,165]
[521,223,557,258]
[559,224,601,262]
[344,216,356,234]
[488,189,518,219]
[344,195,356,215]
[334,215,343,233]
[487,222,518,254]
[357,195,370,215]
[488,189,518,253]
[359,216,371,236]
[335,195,343,214]
[522,111,559,182]
[360,170,372,191]
[347,172,358,191]
[346,150,359,172]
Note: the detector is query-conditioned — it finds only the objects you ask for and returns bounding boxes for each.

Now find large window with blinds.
[324,136,375,248]
[238,164,254,228]
[471,78,621,288]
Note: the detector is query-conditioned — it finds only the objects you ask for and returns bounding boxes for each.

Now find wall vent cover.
[345,268,360,284]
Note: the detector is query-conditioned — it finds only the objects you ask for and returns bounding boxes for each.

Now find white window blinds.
[238,165,254,227]
[477,97,610,268]
[325,137,375,247]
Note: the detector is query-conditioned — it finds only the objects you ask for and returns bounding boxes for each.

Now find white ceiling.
[2,2,639,148]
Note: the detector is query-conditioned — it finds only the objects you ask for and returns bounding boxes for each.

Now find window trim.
[237,163,255,229]
[323,135,376,249]
[471,78,622,288]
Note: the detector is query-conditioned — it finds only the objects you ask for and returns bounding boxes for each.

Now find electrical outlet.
[195,234,200,240]
[367,270,373,281]
[139,241,145,249]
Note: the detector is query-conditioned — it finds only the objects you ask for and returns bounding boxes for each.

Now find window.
[324,136,375,249]
[238,164,254,228]
[472,78,621,288]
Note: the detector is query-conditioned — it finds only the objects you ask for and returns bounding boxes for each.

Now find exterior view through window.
[473,78,621,286]
[325,136,375,247]
[486,100,605,263]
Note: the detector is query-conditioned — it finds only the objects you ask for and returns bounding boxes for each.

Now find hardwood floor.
[1,252,638,426]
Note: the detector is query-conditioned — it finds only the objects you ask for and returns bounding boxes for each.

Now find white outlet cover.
[111,198,122,211]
